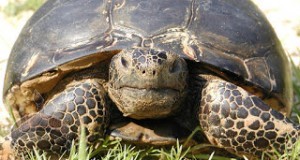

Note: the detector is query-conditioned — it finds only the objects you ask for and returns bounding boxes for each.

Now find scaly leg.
[198,77,299,159]
[9,78,109,157]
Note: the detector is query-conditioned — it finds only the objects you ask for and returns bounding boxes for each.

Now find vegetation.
[2,0,45,16]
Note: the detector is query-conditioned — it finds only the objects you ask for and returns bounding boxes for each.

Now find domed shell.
[4,0,292,112]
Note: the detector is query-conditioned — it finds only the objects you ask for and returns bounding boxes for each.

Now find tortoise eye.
[121,57,129,68]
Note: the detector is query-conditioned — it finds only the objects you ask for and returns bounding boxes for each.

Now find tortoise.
[1,0,299,159]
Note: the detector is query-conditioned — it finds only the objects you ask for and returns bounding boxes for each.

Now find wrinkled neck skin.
[108,48,188,120]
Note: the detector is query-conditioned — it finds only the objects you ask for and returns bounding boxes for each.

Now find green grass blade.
[78,125,87,160]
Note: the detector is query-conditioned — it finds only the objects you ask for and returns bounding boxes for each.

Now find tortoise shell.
[3,0,292,114]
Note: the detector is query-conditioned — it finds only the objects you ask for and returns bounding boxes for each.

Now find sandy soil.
[0,0,299,125]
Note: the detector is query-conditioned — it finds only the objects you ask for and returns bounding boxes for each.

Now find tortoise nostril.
[142,70,146,74]
[170,59,181,73]
[121,57,128,68]
[152,70,156,76]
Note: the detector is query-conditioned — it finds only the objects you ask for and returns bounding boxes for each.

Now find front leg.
[10,78,109,157]
[198,77,299,159]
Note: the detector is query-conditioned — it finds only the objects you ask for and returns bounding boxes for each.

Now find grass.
[25,135,235,160]
[292,59,300,115]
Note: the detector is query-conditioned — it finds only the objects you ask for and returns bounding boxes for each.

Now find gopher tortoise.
[1,0,299,159]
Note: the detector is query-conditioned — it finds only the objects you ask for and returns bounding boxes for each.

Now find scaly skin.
[108,48,188,119]
[8,79,108,158]
[199,76,299,159]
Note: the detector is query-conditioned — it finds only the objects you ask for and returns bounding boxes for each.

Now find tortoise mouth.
[108,85,186,119]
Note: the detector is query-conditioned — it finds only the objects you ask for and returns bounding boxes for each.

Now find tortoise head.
[108,48,188,119]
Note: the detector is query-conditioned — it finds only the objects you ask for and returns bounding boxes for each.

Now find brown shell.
[4,0,292,112]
